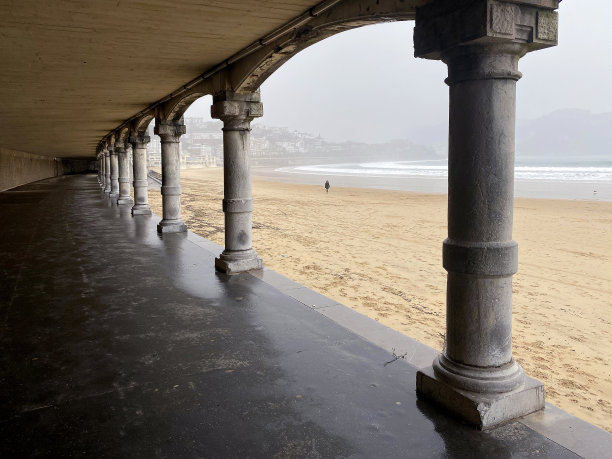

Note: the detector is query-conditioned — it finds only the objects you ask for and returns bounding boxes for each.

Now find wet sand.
[148,167,612,432]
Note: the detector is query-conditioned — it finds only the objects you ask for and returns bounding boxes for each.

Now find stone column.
[109,145,120,199]
[104,149,112,194]
[154,120,187,233]
[129,133,152,216]
[413,0,558,429]
[98,155,103,187]
[211,91,263,274]
[100,155,105,188]
[115,141,134,205]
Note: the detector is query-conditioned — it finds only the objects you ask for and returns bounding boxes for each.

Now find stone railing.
[147,169,162,184]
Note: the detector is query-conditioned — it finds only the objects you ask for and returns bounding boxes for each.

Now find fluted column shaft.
[154,120,187,233]
[129,133,152,215]
[211,91,263,274]
[104,149,111,194]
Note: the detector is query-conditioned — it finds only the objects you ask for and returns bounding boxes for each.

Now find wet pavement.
[0,174,594,457]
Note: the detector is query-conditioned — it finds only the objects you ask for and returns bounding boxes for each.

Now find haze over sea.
[273,158,612,201]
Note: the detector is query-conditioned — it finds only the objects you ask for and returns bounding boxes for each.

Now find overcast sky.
[186,1,611,143]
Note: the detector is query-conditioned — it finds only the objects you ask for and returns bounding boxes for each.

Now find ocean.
[269,159,612,201]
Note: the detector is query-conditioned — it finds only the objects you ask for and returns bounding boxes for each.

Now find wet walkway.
[0,175,609,457]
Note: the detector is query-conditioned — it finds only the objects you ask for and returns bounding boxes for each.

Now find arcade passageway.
[0,174,606,457]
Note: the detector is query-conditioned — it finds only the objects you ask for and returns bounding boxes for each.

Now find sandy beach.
[148,167,612,433]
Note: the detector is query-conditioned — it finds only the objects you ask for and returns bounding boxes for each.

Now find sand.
[148,167,612,433]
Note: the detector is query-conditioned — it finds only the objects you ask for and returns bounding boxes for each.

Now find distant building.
[145,117,439,169]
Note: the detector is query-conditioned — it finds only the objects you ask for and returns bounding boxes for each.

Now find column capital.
[154,120,186,143]
[114,141,126,154]
[107,144,116,155]
[129,133,151,149]
[414,0,558,61]
[211,91,263,129]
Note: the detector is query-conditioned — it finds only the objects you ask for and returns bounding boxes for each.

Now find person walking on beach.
[324,180,330,193]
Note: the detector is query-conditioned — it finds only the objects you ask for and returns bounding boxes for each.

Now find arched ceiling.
[0,0,428,158]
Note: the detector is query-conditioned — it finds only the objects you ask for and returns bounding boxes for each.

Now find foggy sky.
[186,1,612,143]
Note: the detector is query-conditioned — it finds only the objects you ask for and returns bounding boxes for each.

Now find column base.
[157,219,187,233]
[131,204,152,216]
[215,249,263,274]
[416,365,545,430]
[109,192,119,199]
[117,196,134,205]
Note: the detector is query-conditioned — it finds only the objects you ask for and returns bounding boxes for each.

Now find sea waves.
[279,160,612,182]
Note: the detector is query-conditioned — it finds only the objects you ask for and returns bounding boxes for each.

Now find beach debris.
[384,348,408,367]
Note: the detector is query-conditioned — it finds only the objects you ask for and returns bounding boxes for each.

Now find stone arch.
[161,91,209,122]
[99,0,418,148]
[230,0,417,93]
[116,126,130,145]
[133,113,155,136]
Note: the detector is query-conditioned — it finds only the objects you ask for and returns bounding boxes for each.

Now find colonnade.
[96,91,261,275]
[95,0,558,430]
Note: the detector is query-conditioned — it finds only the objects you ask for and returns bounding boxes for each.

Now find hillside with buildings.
[147,118,440,168]
[148,110,612,170]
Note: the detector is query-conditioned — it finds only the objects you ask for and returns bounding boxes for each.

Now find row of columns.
[97,91,262,275]
[99,137,151,216]
[95,0,557,429]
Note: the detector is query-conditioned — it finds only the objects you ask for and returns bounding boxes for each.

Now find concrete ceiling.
[0,0,324,158]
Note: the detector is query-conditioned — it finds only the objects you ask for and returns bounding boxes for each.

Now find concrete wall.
[61,159,97,175]
[0,147,59,191]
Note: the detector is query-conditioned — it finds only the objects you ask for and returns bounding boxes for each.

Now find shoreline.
[148,167,612,433]
[252,166,612,202]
